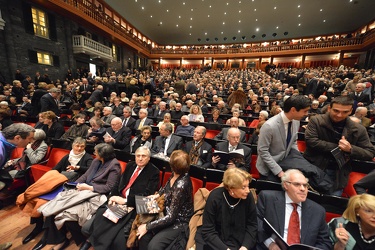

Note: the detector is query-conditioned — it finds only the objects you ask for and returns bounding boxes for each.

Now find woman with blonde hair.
[328,194,375,249]
[188,104,204,122]
[196,168,257,250]
[157,113,175,132]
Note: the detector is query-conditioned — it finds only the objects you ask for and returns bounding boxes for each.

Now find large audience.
[1,65,375,249]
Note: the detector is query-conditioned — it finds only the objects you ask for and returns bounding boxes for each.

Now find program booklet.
[213,148,244,165]
[135,195,160,214]
[103,204,134,223]
[330,147,350,169]
[263,218,323,250]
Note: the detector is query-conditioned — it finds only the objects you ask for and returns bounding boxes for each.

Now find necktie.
[287,203,300,244]
[122,167,141,197]
[123,118,128,127]
[160,137,166,154]
[138,119,144,129]
[229,146,235,152]
[286,121,292,146]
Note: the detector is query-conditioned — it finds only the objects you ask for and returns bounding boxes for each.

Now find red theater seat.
[297,140,306,153]
[30,148,70,181]
[205,130,220,139]
[343,172,366,197]
[250,155,259,179]
[190,176,204,196]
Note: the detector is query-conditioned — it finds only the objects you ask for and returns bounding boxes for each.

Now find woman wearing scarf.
[52,137,93,182]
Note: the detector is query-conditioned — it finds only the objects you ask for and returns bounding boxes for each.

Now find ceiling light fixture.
[242,36,246,40]
[284,32,288,35]
[262,34,266,38]
[223,37,227,41]
[251,35,256,39]
[232,36,237,40]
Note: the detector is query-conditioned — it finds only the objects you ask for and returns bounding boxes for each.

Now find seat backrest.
[205,129,220,139]
[46,148,70,168]
[11,147,24,159]
[119,160,127,173]
[250,155,259,179]
[343,172,366,197]
[190,176,204,196]
[297,140,306,153]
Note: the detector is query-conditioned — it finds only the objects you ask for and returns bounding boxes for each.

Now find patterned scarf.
[189,140,204,165]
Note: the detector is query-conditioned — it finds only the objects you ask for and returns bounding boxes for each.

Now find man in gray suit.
[256,95,311,181]
[256,169,331,250]
[151,123,182,157]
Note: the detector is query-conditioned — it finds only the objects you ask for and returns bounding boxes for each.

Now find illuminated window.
[32,7,49,38]
[112,45,116,58]
[37,52,52,65]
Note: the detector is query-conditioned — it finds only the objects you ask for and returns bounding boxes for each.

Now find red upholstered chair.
[162,172,172,187]
[205,182,220,191]
[250,155,259,179]
[10,147,24,159]
[205,130,220,139]
[190,176,204,196]
[30,148,70,181]
[297,140,306,153]
[326,212,341,223]
[119,160,127,174]
[342,172,367,197]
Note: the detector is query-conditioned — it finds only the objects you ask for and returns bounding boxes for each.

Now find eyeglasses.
[285,181,309,189]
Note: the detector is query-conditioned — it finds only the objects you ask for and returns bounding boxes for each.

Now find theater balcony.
[72,35,113,62]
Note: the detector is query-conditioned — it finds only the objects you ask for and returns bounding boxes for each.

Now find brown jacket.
[16,170,67,217]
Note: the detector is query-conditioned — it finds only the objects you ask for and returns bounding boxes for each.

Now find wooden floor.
[0,196,85,250]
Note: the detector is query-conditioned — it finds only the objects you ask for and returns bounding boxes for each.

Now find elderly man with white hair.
[353,106,372,128]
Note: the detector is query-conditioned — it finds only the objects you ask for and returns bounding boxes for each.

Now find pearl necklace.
[222,192,241,209]
[358,221,375,244]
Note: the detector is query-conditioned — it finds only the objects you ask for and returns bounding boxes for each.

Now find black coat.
[40,93,60,115]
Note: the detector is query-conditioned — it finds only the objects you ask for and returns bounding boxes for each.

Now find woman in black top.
[197,168,257,250]
[130,125,153,153]
[138,150,194,250]
[41,111,65,139]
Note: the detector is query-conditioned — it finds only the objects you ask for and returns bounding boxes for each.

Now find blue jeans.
[325,169,343,196]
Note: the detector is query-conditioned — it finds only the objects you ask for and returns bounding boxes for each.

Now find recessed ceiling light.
[274,7,277,9]
[166,10,169,12]
[256,28,259,32]
[239,20,241,23]
[141,6,144,10]
[254,9,257,11]
[239,10,241,13]
[191,9,193,11]
[150,15,153,18]
[238,30,241,33]
[158,0,161,3]
[160,21,162,25]
[223,22,225,25]
[190,17,193,20]
[209,5,211,8]
[227,2,229,5]
[298,14,301,17]
[323,20,326,22]
[276,26,279,29]
[320,9,323,11]
[205,32,207,35]
[298,23,301,26]
[224,12,227,15]
[183,2,185,5]
[221,32,224,34]
[298,5,300,8]
[176,24,178,27]
[239,1,241,3]
[256,19,258,21]
[189,33,191,35]
[179,16,181,18]
[208,15,210,17]
[190,26,192,28]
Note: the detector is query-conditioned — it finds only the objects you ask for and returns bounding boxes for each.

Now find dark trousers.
[138,226,183,250]
[44,216,86,246]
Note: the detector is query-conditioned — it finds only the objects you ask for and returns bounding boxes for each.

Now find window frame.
[31,7,49,38]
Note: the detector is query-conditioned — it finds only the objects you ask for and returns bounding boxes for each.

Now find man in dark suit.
[89,85,104,104]
[104,117,132,151]
[85,146,160,249]
[40,88,61,116]
[79,78,93,102]
[120,106,136,129]
[305,73,318,97]
[256,169,331,250]
[151,123,182,157]
[184,126,212,169]
[214,117,246,143]
[152,101,169,119]
[212,128,251,172]
[134,108,154,130]
[170,102,184,120]
[350,83,370,107]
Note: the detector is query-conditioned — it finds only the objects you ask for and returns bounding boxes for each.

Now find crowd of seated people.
[2,65,375,249]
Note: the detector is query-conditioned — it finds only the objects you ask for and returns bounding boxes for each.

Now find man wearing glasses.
[256,169,332,250]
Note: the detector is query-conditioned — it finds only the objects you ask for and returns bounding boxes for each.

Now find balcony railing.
[72,35,113,61]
